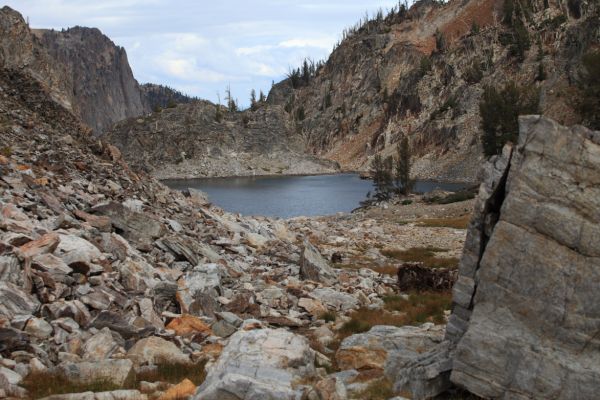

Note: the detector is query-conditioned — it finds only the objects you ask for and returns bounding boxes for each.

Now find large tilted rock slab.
[299,239,336,284]
[193,328,316,400]
[336,324,445,371]
[451,117,600,399]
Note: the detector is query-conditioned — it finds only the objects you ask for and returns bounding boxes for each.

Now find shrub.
[464,61,484,84]
[435,29,447,53]
[567,0,582,19]
[419,56,432,76]
[319,311,337,322]
[578,50,600,130]
[536,63,547,81]
[479,81,540,156]
[215,105,223,122]
[296,106,306,121]
[242,115,250,127]
[401,199,413,206]
[166,98,177,108]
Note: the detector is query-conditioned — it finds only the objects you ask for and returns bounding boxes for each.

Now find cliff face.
[105,101,339,179]
[0,6,149,134]
[33,27,149,134]
[268,0,599,182]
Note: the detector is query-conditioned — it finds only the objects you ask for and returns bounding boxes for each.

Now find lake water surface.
[163,174,466,218]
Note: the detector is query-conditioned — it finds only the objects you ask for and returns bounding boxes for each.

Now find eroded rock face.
[194,328,316,400]
[450,117,600,399]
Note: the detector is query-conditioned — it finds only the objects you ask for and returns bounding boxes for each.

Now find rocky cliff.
[105,101,340,179]
[0,6,150,134]
[267,0,599,182]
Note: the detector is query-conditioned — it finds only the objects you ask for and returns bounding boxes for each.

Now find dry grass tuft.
[22,361,207,399]
[339,291,452,338]
[21,372,122,399]
[416,215,471,229]
[382,246,459,269]
[383,291,452,325]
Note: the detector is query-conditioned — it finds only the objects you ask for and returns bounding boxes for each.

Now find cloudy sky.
[7,0,402,107]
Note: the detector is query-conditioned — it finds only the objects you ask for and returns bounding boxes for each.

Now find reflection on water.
[163,174,466,219]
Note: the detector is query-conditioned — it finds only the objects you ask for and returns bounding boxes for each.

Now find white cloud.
[279,37,335,50]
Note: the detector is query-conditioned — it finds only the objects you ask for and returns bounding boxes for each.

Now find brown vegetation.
[382,246,459,269]
[416,215,470,229]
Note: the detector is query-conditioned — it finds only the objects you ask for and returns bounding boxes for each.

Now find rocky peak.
[0,6,150,134]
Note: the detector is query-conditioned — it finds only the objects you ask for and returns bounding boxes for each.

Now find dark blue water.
[163,174,466,218]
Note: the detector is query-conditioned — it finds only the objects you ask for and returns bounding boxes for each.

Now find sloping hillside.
[269,0,599,182]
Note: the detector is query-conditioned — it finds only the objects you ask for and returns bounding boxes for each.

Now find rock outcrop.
[449,116,600,399]
[0,6,149,134]
[391,116,600,399]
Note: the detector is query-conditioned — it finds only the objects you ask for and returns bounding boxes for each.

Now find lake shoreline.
[163,174,470,219]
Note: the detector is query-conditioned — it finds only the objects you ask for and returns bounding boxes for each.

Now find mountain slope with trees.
[267,0,599,182]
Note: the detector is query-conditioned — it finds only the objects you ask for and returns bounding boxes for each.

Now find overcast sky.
[6,0,404,107]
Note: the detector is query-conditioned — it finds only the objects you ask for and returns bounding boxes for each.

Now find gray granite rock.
[299,239,336,285]
[450,117,600,399]
[194,328,316,400]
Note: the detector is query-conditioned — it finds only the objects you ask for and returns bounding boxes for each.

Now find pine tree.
[225,84,237,112]
[259,90,266,103]
[479,81,539,156]
[370,154,393,201]
[250,89,257,110]
[395,136,413,195]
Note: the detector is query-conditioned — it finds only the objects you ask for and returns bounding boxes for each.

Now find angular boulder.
[0,282,40,318]
[299,239,336,284]
[176,264,222,314]
[126,336,190,366]
[194,328,316,400]
[52,359,135,387]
